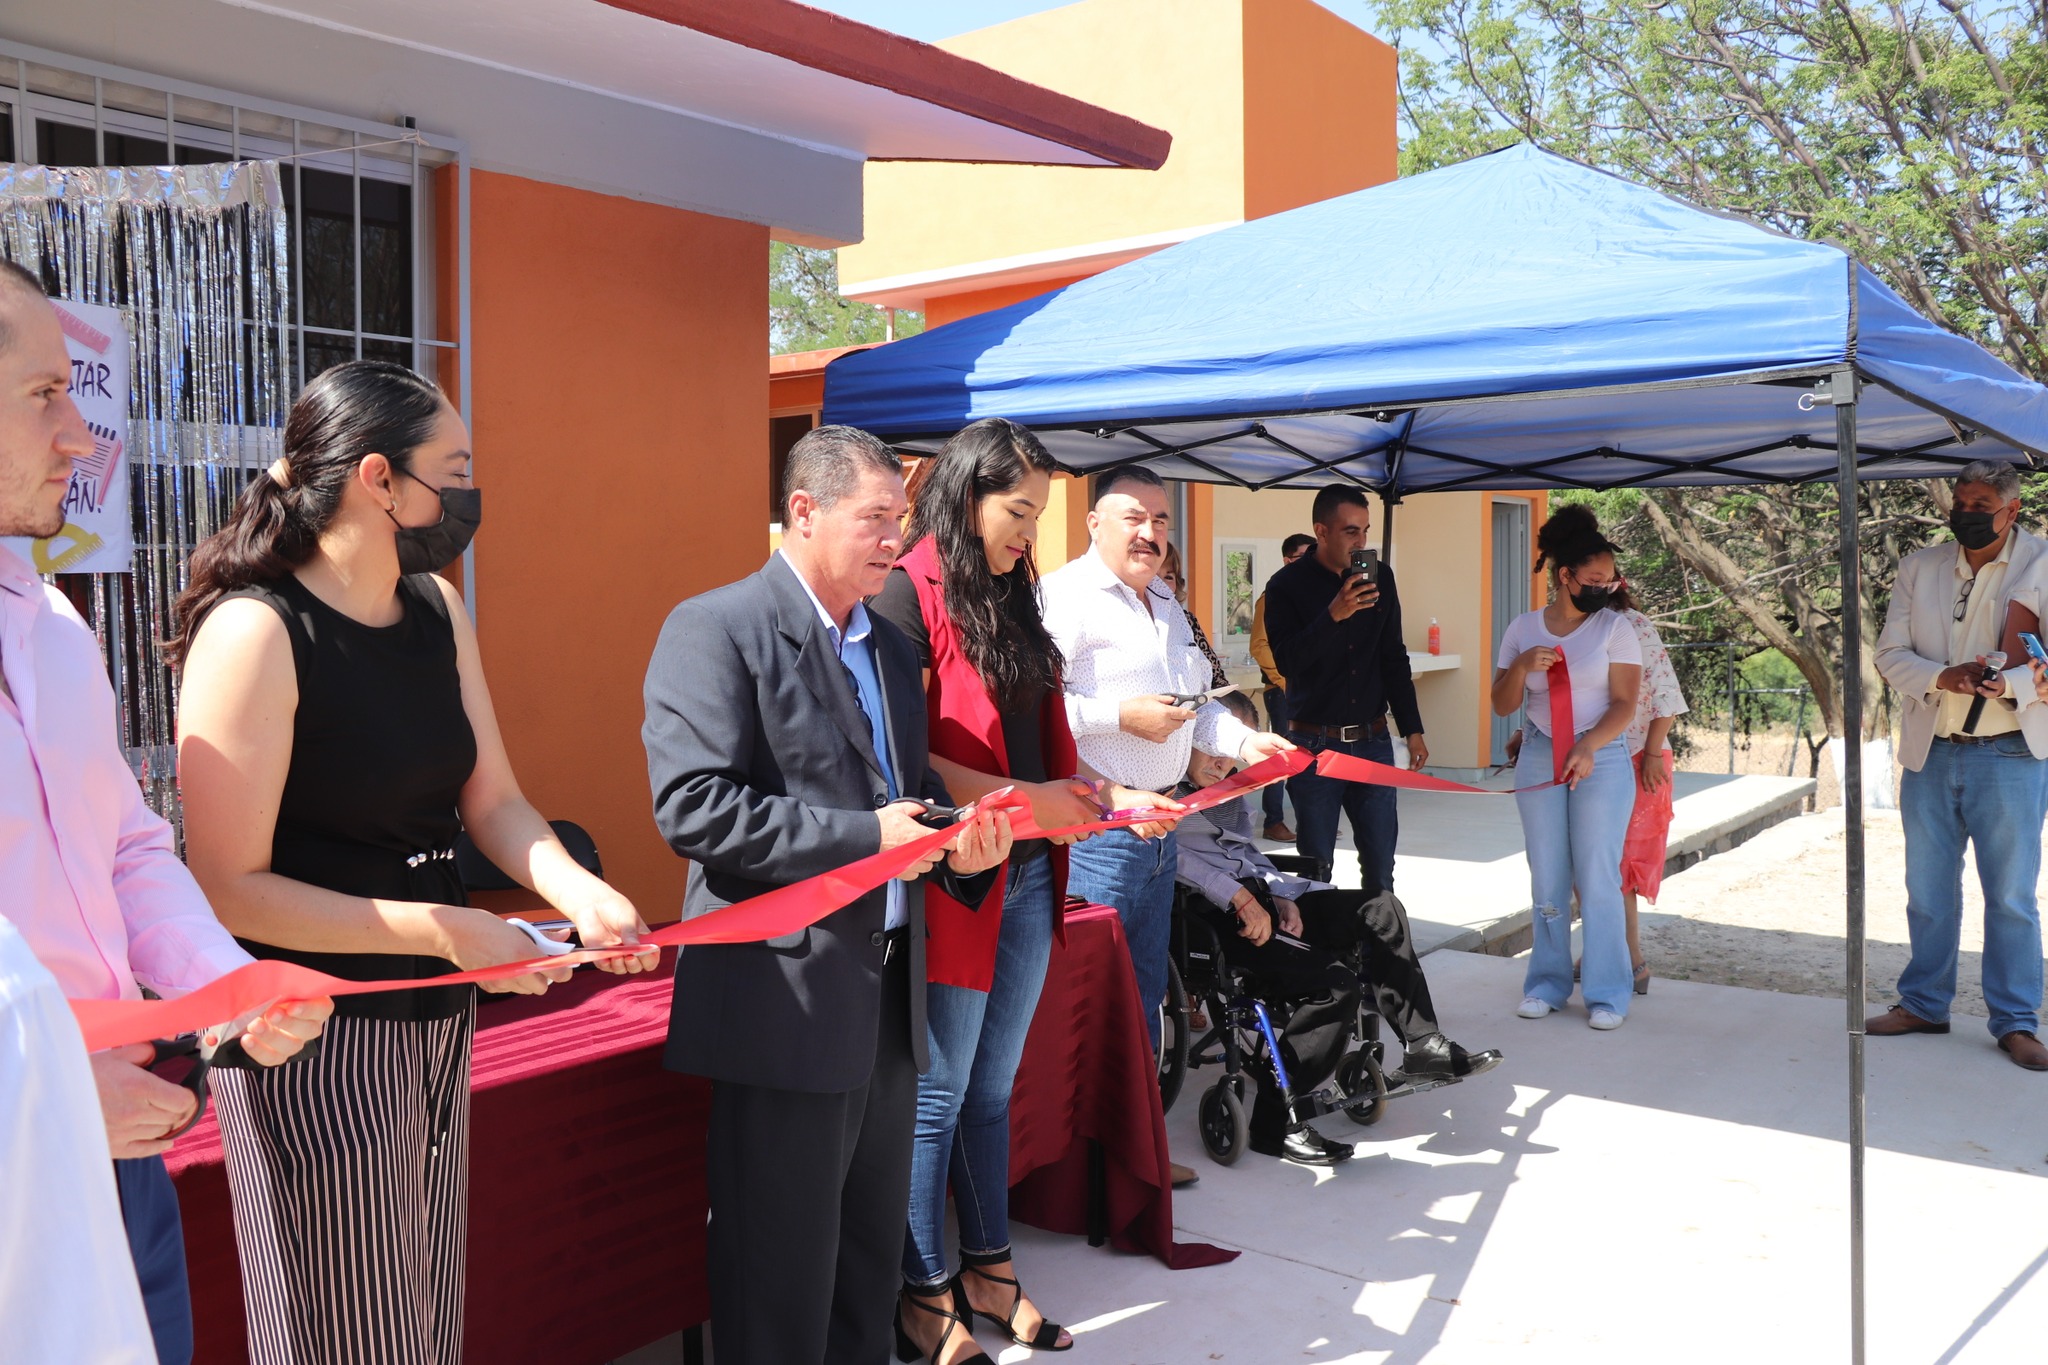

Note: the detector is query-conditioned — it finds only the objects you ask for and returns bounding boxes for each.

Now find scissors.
[1167,684,1239,708]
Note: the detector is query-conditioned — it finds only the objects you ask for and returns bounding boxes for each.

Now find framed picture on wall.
[1220,541,1260,643]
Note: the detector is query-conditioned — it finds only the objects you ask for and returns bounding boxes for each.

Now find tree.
[1373,0,2048,739]
[770,241,924,354]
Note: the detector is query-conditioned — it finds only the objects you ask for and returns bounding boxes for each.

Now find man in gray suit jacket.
[644,425,1011,1365]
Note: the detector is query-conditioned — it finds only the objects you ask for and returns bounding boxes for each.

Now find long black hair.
[168,360,447,663]
[903,417,1064,712]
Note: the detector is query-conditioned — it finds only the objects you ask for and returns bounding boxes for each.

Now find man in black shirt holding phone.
[1262,485,1424,896]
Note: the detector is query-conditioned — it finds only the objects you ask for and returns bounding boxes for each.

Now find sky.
[809,0,1385,44]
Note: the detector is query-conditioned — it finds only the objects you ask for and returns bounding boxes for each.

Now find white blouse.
[1497,606,1642,737]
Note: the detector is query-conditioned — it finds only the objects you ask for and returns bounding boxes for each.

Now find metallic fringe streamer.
[0,161,291,829]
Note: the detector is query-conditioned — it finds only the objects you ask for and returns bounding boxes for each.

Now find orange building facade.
[14,0,1167,921]
[773,0,1545,771]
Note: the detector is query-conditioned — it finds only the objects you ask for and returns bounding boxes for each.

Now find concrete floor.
[1283,770,1817,955]
[624,950,2048,1365]
[990,950,2048,1365]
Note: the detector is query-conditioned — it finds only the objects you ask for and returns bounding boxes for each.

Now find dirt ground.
[1637,807,2038,1024]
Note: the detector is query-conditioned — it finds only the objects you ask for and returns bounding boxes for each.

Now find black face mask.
[387,474,482,575]
[1950,507,2002,552]
[1569,583,1614,613]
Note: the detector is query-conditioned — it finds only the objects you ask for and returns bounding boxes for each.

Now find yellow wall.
[1388,492,1488,768]
[841,0,1250,294]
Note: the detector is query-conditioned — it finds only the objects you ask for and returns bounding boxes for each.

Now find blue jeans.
[1898,734,2048,1039]
[1286,727,1398,894]
[1263,687,1291,826]
[1065,827,1178,1052]
[116,1155,193,1365]
[1515,731,1635,1016]
[902,856,1057,1287]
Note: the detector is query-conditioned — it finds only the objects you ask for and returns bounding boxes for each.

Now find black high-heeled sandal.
[958,1259,1073,1352]
[895,1282,990,1364]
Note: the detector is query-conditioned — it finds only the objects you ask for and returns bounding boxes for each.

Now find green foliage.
[1382,0,2048,736]
[1372,0,2048,379]
[770,241,925,355]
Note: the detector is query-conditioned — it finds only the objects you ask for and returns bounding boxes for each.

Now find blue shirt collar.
[779,550,872,652]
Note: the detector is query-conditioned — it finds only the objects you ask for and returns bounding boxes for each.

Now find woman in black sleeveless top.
[171,361,658,1365]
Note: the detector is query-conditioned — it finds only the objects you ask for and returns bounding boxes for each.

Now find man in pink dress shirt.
[0,261,330,1363]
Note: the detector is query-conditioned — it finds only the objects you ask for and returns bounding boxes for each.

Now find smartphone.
[2022,631,2048,664]
[1346,547,1380,585]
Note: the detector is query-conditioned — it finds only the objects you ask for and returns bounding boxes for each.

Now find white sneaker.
[1588,1009,1625,1031]
[1516,997,1554,1019]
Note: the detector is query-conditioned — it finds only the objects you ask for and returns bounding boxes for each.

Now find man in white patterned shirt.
[1041,466,1293,1061]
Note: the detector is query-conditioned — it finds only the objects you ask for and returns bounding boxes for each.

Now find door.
[1490,498,1532,764]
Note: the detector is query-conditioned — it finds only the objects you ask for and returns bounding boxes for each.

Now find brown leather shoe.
[1169,1161,1200,1187]
[1263,822,1296,843]
[1865,1004,1949,1036]
[1999,1031,2048,1071]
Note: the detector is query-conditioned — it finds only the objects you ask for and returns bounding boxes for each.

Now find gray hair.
[1956,459,2022,502]
[782,424,902,521]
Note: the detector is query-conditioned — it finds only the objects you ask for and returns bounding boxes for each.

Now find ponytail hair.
[167,360,447,664]
[1533,503,1620,579]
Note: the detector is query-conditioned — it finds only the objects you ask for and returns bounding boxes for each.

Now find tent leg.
[1831,371,1867,1365]
[1380,492,1396,561]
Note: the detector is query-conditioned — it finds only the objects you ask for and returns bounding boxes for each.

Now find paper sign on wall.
[3,299,132,574]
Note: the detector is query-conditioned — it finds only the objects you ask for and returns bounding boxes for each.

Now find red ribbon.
[70,755,1320,1054]
[1309,655,1576,794]
[1547,652,1573,785]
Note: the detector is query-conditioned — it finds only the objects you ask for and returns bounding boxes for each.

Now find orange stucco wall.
[1241,0,1399,219]
[467,170,767,924]
[926,273,1094,330]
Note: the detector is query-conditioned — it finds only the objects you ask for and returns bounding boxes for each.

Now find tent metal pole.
[1380,493,1397,562]
[1830,368,1867,1365]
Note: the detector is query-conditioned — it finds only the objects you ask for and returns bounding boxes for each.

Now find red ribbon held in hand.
[72,787,1035,1053]
[71,753,1322,1053]
[1312,651,1577,793]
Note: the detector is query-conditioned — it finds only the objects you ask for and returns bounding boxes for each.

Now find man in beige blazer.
[1871,460,2048,1070]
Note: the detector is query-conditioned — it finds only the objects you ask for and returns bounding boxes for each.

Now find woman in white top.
[1491,506,1643,1029]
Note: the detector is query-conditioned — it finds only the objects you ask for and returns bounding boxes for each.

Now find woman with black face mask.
[167,360,659,1365]
[1489,504,1644,1030]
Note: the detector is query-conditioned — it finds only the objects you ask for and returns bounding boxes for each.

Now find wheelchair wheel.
[1197,1077,1249,1165]
[1158,957,1191,1113]
[1336,1046,1388,1127]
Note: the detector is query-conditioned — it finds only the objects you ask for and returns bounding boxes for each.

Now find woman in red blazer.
[871,420,1153,1362]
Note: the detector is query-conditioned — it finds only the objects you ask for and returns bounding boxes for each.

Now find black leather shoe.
[1396,1032,1457,1082]
[1451,1042,1503,1078]
[1251,1127,1353,1165]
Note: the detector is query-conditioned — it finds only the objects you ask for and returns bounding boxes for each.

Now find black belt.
[872,925,911,967]
[1293,717,1389,743]
[1934,731,2005,746]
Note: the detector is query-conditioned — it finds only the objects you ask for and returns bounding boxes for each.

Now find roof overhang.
[218,0,1172,169]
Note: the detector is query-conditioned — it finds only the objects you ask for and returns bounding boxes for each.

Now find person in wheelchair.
[1176,697,1502,1163]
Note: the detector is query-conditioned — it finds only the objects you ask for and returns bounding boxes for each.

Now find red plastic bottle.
[1428,618,1442,655]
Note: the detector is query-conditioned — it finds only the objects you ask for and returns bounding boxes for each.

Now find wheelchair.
[1156,855,1460,1165]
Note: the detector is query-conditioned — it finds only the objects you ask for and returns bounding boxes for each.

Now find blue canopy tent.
[825,143,2048,1363]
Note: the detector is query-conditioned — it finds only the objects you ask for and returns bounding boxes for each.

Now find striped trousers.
[214,1005,475,1365]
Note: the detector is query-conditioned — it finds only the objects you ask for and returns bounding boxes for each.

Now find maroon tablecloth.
[1007,901,1237,1269]
[166,961,710,1365]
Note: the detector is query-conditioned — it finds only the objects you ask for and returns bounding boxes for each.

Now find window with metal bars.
[0,48,461,388]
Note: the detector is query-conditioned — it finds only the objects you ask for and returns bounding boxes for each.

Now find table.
[168,902,1226,1364]
[166,961,710,1365]
[1007,901,1237,1270]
